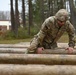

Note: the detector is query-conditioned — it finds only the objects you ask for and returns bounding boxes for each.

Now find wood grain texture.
[0,64,75,75]
[0,54,75,65]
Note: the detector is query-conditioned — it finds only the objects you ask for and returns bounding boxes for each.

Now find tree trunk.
[47,0,52,17]
[28,0,33,35]
[69,0,76,32]
[39,0,45,22]
[15,0,20,37]
[22,0,26,28]
[10,0,15,32]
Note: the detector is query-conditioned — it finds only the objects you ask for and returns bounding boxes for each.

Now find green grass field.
[58,34,69,43]
[0,39,31,44]
[0,34,75,44]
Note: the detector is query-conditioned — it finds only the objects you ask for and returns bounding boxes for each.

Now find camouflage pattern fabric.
[27,9,75,53]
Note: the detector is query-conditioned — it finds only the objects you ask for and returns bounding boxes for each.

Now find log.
[40,49,76,54]
[0,48,76,54]
[0,48,27,54]
[0,64,76,75]
[0,43,76,48]
[0,54,76,65]
[0,44,28,48]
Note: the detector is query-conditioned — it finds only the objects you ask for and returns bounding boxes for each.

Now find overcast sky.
[0,0,10,11]
[0,0,28,12]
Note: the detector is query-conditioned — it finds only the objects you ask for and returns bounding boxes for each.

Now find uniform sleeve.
[66,21,75,48]
[29,18,52,50]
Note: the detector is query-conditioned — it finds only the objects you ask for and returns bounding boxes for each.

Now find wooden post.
[0,54,76,65]
[0,64,76,75]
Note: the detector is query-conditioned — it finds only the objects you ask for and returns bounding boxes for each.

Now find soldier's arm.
[66,21,75,48]
[27,18,52,52]
[37,18,52,43]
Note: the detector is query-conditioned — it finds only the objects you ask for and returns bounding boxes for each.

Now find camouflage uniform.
[27,9,75,53]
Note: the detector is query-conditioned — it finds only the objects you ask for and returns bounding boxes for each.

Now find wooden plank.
[0,64,76,75]
[0,54,76,65]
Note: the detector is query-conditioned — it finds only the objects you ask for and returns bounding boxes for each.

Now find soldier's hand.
[37,47,44,54]
[65,47,74,53]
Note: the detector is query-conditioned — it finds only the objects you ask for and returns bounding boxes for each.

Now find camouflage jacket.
[32,16,75,48]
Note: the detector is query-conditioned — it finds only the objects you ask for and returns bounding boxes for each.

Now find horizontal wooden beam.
[0,65,76,75]
[0,43,76,48]
[0,48,27,54]
[40,49,76,54]
[0,54,76,65]
[0,48,76,54]
[0,44,28,48]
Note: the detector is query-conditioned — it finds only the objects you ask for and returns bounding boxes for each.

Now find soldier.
[27,9,75,54]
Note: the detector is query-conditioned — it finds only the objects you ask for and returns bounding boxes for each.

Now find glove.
[36,47,44,54]
[65,47,74,53]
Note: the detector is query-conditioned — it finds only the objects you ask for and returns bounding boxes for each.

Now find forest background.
[0,0,76,43]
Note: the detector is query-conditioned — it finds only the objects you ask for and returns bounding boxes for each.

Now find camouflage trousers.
[27,37,58,53]
[39,41,58,49]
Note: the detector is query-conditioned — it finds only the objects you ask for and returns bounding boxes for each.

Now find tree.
[15,0,20,37]
[39,0,45,22]
[28,0,33,35]
[10,0,15,32]
[22,0,26,28]
[69,0,76,31]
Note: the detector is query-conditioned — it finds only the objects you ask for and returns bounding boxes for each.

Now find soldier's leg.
[42,41,50,49]
[50,42,58,49]
[27,36,39,53]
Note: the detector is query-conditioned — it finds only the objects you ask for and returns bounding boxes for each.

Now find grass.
[58,34,69,43]
[0,39,31,44]
[0,33,75,44]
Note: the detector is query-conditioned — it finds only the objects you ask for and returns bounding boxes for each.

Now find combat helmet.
[55,9,70,22]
